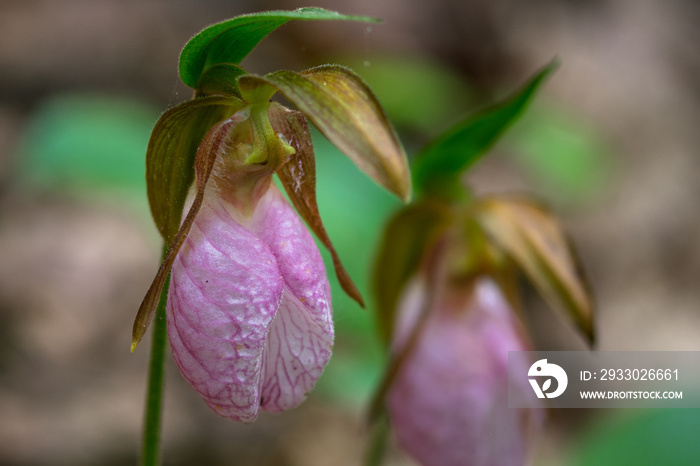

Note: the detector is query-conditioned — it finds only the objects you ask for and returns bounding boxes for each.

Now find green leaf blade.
[179,8,379,89]
[413,60,558,195]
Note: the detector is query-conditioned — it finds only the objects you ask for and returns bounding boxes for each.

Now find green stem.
[364,412,390,466]
[140,247,171,466]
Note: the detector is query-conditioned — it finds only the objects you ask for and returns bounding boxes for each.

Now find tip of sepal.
[389,172,412,204]
[333,255,366,308]
[400,185,412,204]
[130,341,139,353]
[581,318,596,348]
[271,104,368,309]
[353,291,367,309]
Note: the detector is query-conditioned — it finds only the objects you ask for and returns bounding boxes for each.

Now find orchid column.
[130,8,410,465]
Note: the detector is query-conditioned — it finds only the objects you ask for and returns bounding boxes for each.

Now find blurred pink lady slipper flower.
[369,62,594,465]
[371,196,593,466]
[387,273,540,466]
[130,9,410,422]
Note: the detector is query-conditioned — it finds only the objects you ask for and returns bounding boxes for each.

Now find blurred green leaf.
[179,7,378,89]
[412,60,558,196]
[241,65,411,201]
[18,94,159,192]
[318,345,385,407]
[571,409,700,466]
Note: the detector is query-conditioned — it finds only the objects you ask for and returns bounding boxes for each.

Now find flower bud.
[387,278,540,466]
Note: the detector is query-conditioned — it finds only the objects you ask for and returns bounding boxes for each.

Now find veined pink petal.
[252,185,333,412]
[261,290,333,412]
[388,278,540,466]
[167,193,283,422]
[167,182,333,421]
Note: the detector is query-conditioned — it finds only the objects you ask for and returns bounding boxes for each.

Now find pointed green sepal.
[179,8,379,89]
[240,65,411,201]
[146,96,244,243]
[413,60,558,196]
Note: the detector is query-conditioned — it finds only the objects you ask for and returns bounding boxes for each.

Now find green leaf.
[179,8,379,89]
[146,96,243,243]
[372,201,451,346]
[474,197,595,343]
[240,65,411,201]
[133,118,237,350]
[412,60,558,196]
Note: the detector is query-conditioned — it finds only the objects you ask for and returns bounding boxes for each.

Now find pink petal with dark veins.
[388,278,540,466]
[252,185,334,412]
[260,289,333,412]
[167,194,283,422]
[168,182,333,422]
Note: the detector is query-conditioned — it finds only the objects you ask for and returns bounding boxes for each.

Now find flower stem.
[140,247,171,466]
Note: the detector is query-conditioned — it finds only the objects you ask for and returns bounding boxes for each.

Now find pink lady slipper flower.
[165,112,336,421]
[369,62,593,465]
[131,9,410,422]
[371,197,593,465]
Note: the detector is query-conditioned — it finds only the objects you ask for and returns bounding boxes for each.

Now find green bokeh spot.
[570,408,700,466]
[18,93,159,194]
[506,106,612,205]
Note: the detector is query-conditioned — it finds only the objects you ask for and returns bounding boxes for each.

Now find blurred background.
[1,0,700,464]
